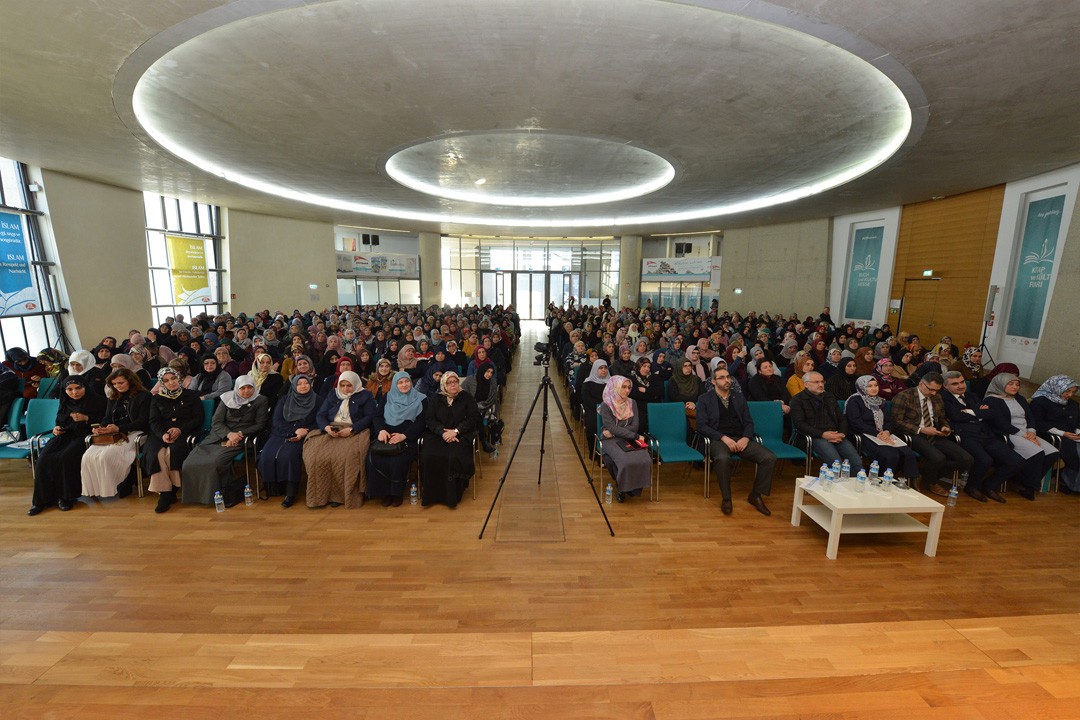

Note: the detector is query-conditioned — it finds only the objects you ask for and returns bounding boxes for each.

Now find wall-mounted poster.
[166,235,212,304]
[1005,193,1065,340]
[0,211,36,316]
[350,253,420,278]
[641,256,712,282]
[843,225,884,321]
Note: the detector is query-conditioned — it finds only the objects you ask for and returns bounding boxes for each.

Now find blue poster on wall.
[1005,194,1065,339]
[843,226,884,321]
[0,211,37,317]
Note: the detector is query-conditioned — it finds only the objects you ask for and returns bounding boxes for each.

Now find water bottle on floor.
[244,484,254,506]
[410,483,418,505]
[214,491,225,513]
[605,483,613,505]
[947,479,959,507]
[856,469,867,493]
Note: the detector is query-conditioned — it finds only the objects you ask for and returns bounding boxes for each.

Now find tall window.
[144,193,225,325]
[0,157,69,355]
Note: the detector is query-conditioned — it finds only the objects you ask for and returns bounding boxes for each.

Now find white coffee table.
[791,477,945,560]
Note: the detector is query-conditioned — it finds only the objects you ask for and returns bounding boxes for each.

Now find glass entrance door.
[481,271,507,308]
[513,272,548,320]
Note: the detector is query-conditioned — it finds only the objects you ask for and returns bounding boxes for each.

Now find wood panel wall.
[891,185,1006,348]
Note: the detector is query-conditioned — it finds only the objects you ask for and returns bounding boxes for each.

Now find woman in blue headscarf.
[367,371,427,506]
[259,373,320,508]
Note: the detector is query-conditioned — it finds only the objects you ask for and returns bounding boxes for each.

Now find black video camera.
[533,340,551,366]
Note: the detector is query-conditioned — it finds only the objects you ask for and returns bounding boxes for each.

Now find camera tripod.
[478,356,614,539]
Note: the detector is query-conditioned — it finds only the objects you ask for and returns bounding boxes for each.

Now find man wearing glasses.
[697,367,777,517]
[891,372,973,498]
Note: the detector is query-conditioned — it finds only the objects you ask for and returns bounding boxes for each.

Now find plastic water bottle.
[817,464,828,486]
[214,491,225,513]
[869,460,880,485]
[831,460,841,480]
[605,483,613,505]
[947,479,959,507]
[856,469,867,493]
[841,459,851,480]
[957,471,969,489]
[244,484,254,506]
[825,468,836,490]
[882,468,894,493]
[409,484,418,505]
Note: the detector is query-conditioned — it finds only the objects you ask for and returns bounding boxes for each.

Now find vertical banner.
[166,235,211,305]
[0,211,36,316]
[1005,194,1065,339]
[843,226,884,321]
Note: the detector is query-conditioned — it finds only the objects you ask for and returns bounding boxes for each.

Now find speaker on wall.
[372,235,380,246]
[362,234,371,245]
[983,284,999,323]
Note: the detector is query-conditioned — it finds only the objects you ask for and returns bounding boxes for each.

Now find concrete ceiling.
[2,0,1079,237]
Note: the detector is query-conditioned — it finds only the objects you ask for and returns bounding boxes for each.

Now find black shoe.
[27,505,43,516]
[616,491,626,503]
[381,496,394,507]
[281,495,295,509]
[391,496,403,507]
[116,479,133,499]
[721,499,733,515]
[57,499,73,511]
[1018,487,1036,501]
[748,495,771,516]
[154,492,175,514]
[985,489,1006,503]
[1059,485,1074,495]
[964,487,988,503]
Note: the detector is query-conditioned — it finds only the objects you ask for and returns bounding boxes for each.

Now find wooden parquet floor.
[1,322,1078,718]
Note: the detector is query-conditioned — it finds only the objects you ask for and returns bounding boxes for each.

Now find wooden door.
[899,279,942,342]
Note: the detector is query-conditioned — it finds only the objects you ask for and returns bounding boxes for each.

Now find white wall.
[985,164,1080,378]
[35,170,151,349]
[829,207,902,328]
[224,210,336,313]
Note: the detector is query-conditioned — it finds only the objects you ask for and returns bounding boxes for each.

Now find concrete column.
[418,232,441,308]
[618,235,642,308]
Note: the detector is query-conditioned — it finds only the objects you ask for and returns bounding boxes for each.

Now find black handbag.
[370,440,407,456]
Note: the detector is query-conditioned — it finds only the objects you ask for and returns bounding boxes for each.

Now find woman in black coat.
[144,367,205,513]
[259,374,319,507]
[844,375,919,480]
[420,372,480,508]
[367,371,427,506]
[1030,374,1079,494]
[581,360,609,456]
[28,376,107,515]
[629,356,663,434]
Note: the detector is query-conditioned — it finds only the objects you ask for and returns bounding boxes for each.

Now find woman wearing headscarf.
[980,373,1059,500]
[609,343,636,379]
[181,375,269,507]
[397,343,422,380]
[368,371,427,507]
[650,349,673,382]
[845,375,919,481]
[421,371,481,508]
[27,376,107,515]
[259,374,320,507]
[248,352,283,407]
[91,344,114,370]
[4,347,47,399]
[598,375,652,503]
[777,337,799,368]
[951,346,988,383]
[80,367,151,499]
[304,370,375,508]
[683,345,707,383]
[190,354,232,401]
[444,340,467,374]
[54,349,106,398]
[143,367,203,513]
[786,352,815,398]
[366,357,395,405]
[1030,375,1079,494]
[932,336,959,361]
[108,352,153,390]
[581,360,610,454]
[853,346,876,377]
[825,357,858,401]
[462,361,499,416]
[872,358,907,401]
[630,338,651,363]
[628,356,662,434]
[747,359,791,413]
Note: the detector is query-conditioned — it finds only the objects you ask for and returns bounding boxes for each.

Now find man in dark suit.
[890,372,972,498]
[941,371,1022,503]
[697,366,776,517]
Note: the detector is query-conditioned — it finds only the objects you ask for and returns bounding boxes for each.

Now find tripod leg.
[545,378,615,536]
[478,376,546,539]
[536,384,549,485]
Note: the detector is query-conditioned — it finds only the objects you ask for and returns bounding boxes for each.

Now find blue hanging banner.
[0,211,37,317]
[843,226,884,321]
[1005,194,1065,339]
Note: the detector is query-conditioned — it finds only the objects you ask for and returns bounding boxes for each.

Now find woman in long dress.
[1030,374,1079,494]
[27,376,106,515]
[367,371,426,506]
[258,374,319,508]
[598,374,652,502]
[181,375,269,507]
[981,373,1059,500]
[844,375,919,480]
[81,368,151,498]
[420,371,480,508]
[304,370,375,508]
[144,367,204,513]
